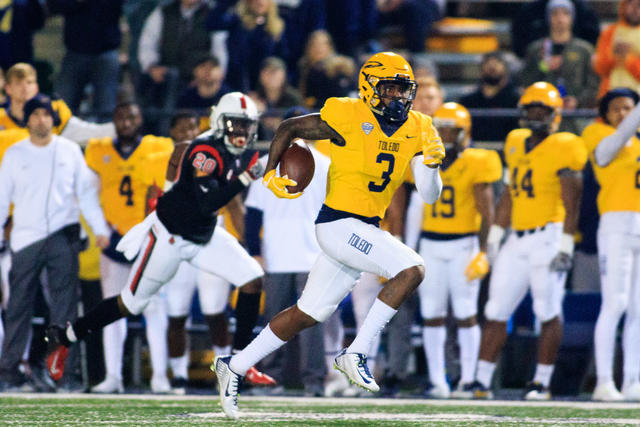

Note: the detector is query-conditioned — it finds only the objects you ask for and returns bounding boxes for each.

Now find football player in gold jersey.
[214,51,445,418]
[583,88,640,402]
[84,102,174,394]
[0,63,114,144]
[470,82,587,401]
[417,103,502,399]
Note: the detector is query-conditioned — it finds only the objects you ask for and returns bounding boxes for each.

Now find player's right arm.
[264,114,341,198]
[486,188,511,264]
[265,113,340,172]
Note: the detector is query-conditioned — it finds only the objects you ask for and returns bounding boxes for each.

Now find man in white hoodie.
[0,94,109,390]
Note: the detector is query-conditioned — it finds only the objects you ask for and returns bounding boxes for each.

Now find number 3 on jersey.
[119,175,134,206]
[368,153,395,192]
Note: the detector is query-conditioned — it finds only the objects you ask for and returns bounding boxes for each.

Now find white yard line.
[2,392,638,410]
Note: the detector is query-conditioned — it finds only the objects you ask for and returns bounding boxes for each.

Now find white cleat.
[592,381,624,401]
[622,382,640,401]
[151,375,172,394]
[524,382,551,401]
[214,356,242,419]
[333,349,379,393]
[91,375,124,394]
[450,382,474,399]
[425,382,451,399]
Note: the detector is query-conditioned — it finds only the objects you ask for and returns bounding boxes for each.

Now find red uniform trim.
[190,144,224,176]
[129,230,157,295]
[240,95,247,110]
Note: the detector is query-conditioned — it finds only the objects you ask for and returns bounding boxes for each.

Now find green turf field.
[1,394,639,426]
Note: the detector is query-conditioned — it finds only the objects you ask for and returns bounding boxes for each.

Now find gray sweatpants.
[260,272,326,389]
[0,226,80,382]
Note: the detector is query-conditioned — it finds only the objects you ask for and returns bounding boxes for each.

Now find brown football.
[279,139,315,193]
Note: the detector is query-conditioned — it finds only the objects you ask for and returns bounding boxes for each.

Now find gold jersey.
[320,97,440,219]
[85,135,174,235]
[504,129,587,230]
[0,128,29,162]
[0,99,72,135]
[422,148,502,234]
[582,121,640,214]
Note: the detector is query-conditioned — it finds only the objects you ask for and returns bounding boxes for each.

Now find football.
[279,139,315,193]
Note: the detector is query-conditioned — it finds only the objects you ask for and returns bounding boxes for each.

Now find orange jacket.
[593,1,640,98]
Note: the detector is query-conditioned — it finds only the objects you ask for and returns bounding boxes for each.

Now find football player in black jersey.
[45,93,270,386]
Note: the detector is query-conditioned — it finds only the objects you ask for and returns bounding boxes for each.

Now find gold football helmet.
[433,102,471,150]
[358,52,417,122]
[518,81,563,133]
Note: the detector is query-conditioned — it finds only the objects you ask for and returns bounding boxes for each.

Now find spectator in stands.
[138,0,214,117]
[411,55,439,80]
[519,0,599,133]
[250,57,303,138]
[49,0,123,123]
[277,0,326,80]
[177,55,231,113]
[511,0,600,59]
[459,52,520,142]
[0,95,109,391]
[169,110,200,143]
[412,77,444,118]
[593,0,640,98]
[298,30,335,104]
[376,0,441,53]
[0,0,45,71]
[325,0,376,57]
[0,63,115,144]
[207,0,286,93]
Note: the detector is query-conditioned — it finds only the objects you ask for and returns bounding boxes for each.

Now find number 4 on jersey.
[119,175,134,206]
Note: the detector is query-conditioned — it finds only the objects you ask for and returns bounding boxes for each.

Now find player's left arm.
[59,117,116,146]
[464,182,496,281]
[550,168,583,271]
[472,183,495,252]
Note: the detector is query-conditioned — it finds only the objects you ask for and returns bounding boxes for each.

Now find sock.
[102,318,127,380]
[170,354,189,379]
[476,360,496,389]
[213,344,231,357]
[232,292,261,351]
[623,314,640,389]
[144,302,169,380]
[458,325,480,385]
[347,299,397,355]
[423,326,447,386]
[73,296,124,341]
[594,308,620,385]
[532,363,554,388]
[229,324,286,375]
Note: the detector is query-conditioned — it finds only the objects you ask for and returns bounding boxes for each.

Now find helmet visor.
[376,79,417,102]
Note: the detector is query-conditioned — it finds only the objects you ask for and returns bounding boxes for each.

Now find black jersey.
[156,132,258,244]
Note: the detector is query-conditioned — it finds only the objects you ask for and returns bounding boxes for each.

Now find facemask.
[384,99,409,122]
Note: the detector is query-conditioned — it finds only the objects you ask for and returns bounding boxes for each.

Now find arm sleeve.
[74,145,109,237]
[60,117,116,146]
[244,207,263,256]
[411,155,442,204]
[138,7,163,72]
[404,189,424,251]
[594,102,640,167]
[592,25,616,78]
